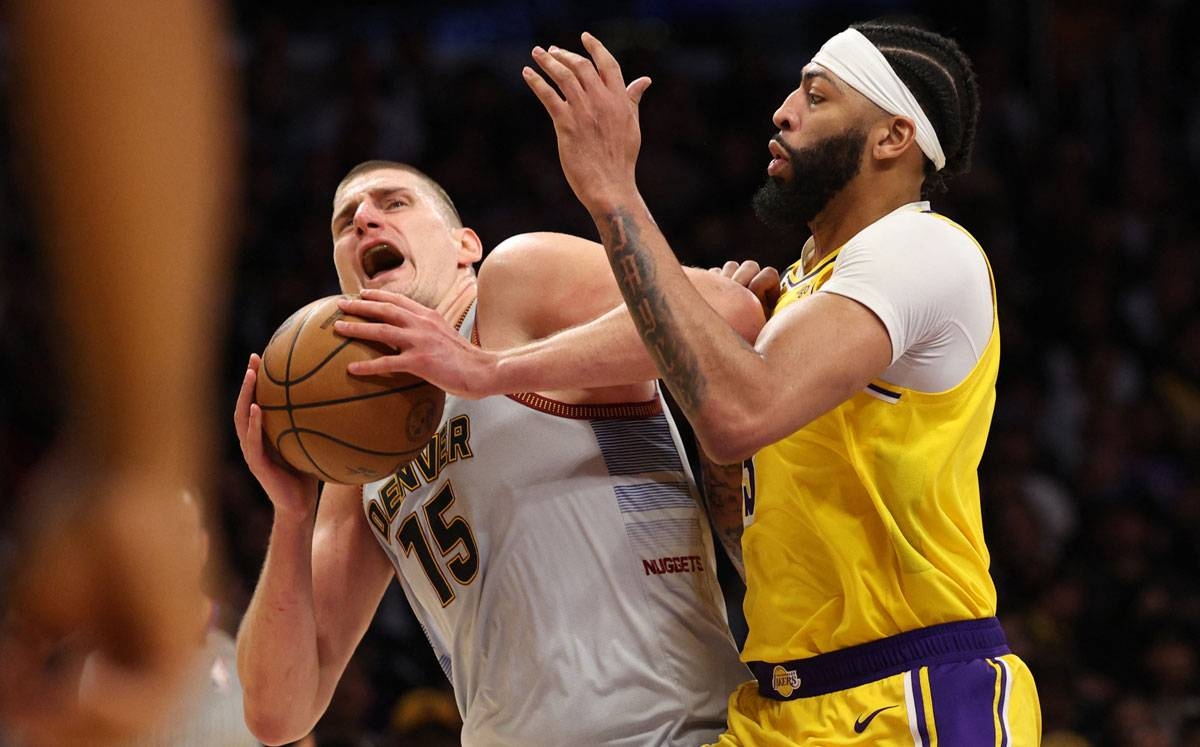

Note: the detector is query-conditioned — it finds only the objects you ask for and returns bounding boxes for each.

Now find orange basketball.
[255,295,445,484]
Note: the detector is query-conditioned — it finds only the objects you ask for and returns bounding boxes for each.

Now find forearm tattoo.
[699,457,745,576]
[599,210,707,414]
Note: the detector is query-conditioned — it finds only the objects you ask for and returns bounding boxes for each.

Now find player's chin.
[364,268,414,294]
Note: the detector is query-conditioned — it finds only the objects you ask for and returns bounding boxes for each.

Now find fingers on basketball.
[256,296,445,484]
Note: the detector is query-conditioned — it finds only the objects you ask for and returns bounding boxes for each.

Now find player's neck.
[807,175,922,264]
[436,270,478,326]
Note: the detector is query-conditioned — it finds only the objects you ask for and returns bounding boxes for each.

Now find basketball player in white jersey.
[233,160,763,746]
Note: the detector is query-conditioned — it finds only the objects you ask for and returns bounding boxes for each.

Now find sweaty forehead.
[333,168,428,210]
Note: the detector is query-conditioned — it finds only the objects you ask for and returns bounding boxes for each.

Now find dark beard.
[752,128,866,233]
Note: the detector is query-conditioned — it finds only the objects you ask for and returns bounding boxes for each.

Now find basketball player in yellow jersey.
[519,21,1043,746]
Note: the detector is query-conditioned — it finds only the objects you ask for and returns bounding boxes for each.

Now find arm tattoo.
[699,457,745,577]
[599,210,706,414]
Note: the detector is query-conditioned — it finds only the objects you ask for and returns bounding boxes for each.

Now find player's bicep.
[751,292,892,445]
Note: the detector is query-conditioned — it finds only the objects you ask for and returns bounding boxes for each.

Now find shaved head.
[335,160,462,229]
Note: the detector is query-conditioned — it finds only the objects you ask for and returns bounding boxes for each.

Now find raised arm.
[522,35,891,463]
[234,357,394,745]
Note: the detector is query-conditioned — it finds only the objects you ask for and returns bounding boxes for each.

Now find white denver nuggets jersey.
[362,304,748,747]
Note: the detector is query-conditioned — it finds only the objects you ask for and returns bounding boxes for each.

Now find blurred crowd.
[3,0,1199,744]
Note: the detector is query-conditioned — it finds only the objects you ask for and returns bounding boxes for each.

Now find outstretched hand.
[523,32,652,213]
[334,289,497,400]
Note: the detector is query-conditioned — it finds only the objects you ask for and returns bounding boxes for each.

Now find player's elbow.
[699,435,757,466]
[695,406,764,465]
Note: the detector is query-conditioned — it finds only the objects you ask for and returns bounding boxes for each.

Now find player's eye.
[808,93,823,106]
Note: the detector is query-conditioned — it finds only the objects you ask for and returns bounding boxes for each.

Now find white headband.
[811,28,946,171]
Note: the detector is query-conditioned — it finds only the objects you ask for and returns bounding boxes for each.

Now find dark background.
[3,0,1200,744]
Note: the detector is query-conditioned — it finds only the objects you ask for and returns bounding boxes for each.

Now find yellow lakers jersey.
[741,213,1000,663]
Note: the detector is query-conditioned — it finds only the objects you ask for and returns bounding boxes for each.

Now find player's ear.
[456,227,484,265]
[872,115,918,164]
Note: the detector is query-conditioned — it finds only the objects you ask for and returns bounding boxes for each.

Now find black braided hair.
[853,22,980,195]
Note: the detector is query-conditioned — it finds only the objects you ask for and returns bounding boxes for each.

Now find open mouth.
[361,243,405,279]
[767,138,791,177]
[768,138,789,161]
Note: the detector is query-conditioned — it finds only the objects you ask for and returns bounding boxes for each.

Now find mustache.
[771,133,797,161]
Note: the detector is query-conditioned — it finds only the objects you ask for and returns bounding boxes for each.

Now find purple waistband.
[748,617,1010,700]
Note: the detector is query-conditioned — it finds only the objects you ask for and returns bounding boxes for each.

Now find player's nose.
[353,200,383,233]
[772,89,804,131]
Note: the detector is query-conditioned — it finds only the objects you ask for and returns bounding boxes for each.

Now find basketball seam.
[281,303,331,480]
[256,380,432,411]
[265,297,434,484]
[276,430,338,483]
[275,427,429,458]
[283,337,359,386]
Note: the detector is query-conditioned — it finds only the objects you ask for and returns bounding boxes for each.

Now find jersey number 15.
[398,481,479,607]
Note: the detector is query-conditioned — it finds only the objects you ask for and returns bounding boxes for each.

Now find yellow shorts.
[709,654,1041,746]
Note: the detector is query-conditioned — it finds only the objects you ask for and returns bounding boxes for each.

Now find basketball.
[255,295,445,484]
